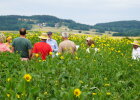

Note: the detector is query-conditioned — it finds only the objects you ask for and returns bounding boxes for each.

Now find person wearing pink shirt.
[0,33,12,53]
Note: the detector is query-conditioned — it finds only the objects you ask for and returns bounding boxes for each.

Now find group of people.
[0,28,82,61]
[0,28,140,61]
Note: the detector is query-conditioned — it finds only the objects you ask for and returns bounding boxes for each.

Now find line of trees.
[93,20,140,36]
[0,15,93,31]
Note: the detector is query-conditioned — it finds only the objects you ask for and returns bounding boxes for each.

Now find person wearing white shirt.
[46,32,58,52]
[86,37,99,53]
[132,40,140,60]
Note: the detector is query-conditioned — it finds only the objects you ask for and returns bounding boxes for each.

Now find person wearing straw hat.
[132,40,140,60]
[0,33,12,53]
[32,33,52,60]
[12,28,32,61]
[5,36,12,49]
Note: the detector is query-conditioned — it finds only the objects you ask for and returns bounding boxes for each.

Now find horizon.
[0,0,140,25]
[0,14,139,26]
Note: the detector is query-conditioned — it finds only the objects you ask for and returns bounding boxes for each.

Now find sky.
[0,0,140,25]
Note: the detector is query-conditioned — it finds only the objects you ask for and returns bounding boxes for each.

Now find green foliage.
[0,15,93,31]
[0,33,140,99]
[93,20,140,36]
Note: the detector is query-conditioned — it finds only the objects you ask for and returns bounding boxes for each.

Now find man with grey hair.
[58,32,76,54]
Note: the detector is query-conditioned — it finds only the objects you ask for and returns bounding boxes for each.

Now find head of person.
[86,37,95,47]
[132,40,139,49]
[6,36,12,43]
[39,33,48,41]
[19,28,26,36]
[47,32,53,39]
[0,33,6,43]
[61,32,69,40]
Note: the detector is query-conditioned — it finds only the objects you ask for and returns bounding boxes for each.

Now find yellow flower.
[79,80,84,84]
[104,84,110,87]
[75,56,79,60]
[117,50,121,53]
[58,52,61,55]
[35,53,39,58]
[39,60,42,62]
[91,44,95,48]
[23,74,32,82]
[7,78,11,82]
[16,94,20,98]
[44,92,48,95]
[60,56,64,60]
[92,93,97,95]
[104,78,108,80]
[7,94,10,97]
[49,52,53,55]
[74,88,81,97]
[106,92,111,96]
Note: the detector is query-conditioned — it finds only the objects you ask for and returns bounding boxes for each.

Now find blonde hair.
[0,33,6,43]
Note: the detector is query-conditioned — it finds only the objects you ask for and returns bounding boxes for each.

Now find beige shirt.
[58,40,76,54]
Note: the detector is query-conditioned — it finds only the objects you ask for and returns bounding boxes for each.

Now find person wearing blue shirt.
[46,32,58,53]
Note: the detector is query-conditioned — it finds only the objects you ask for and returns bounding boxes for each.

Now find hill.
[1,15,140,36]
[93,20,140,36]
[0,15,93,31]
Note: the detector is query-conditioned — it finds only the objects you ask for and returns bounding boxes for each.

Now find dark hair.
[19,28,26,35]
[87,40,95,47]
[47,32,52,35]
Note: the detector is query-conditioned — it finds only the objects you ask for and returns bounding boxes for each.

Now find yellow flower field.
[0,32,140,100]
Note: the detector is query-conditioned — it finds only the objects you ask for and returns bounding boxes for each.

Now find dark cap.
[47,32,52,35]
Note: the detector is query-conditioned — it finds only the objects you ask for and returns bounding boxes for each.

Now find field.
[0,32,140,100]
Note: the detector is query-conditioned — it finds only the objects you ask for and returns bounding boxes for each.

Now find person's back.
[32,33,52,60]
[12,28,32,60]
[12,37,32,58]
[32,42,52,60]
[58,40,76,54]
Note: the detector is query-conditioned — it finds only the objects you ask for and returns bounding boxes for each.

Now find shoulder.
[34,42,40,45]
[13,37,20,41]
[52,39,57,42]
[137,47,140,50]
[59,41,65,45]
[1,43,7,46]
[24,38,31,42]
[1,43,8,48]
[46,43,51,46]
[69,40,76,45]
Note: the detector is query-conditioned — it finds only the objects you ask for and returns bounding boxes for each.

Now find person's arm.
[12,47,14,53]
[53,40,58,52]
[28,49,32,59]
[49,45,53,54]
[31,44,37,59]
[74,44,76,52]
[58,43,63,53]
[4,45,12,53]
[12,40,15,53]
[27,40,32,59]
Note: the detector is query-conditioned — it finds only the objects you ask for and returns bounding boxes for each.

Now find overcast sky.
[0,0,140,25]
